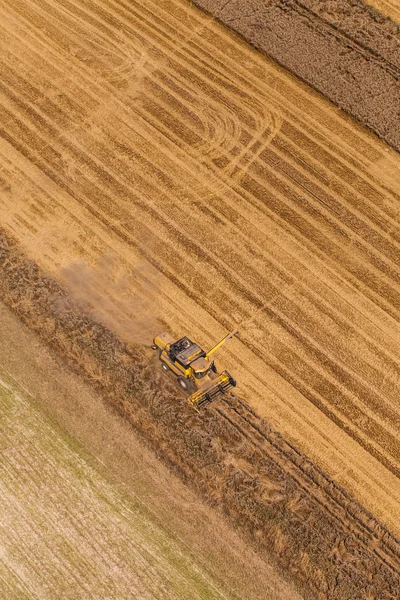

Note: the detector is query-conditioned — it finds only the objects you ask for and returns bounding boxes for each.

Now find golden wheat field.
[1,0,400,560]
[368,0,400,22]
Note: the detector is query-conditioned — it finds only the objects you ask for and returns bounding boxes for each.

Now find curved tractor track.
[1,0,400,557]
[194,0,400,150]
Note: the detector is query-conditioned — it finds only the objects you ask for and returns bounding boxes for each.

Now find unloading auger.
[151,329,239,411]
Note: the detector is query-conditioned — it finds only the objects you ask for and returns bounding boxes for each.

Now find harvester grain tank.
[151,330,239,411]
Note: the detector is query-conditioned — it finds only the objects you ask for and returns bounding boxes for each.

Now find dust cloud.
[59,254,164,348]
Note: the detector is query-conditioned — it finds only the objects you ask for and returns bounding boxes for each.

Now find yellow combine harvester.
[152,330,239,411]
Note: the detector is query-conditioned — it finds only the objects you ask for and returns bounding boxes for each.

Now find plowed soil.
[193,0,400,150]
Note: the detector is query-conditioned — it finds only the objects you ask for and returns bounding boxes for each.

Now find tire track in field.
[3,0,397,220]
[79,0,400,284]
[97,0,398,210]
[1,0,284,204]
[4,29,398,346]
[192,0,400,149]
[0,64,396,450]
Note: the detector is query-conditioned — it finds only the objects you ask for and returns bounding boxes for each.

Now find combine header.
[151,330,239,411]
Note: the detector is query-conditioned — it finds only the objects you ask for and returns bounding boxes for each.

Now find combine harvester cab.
[152,330,238,411]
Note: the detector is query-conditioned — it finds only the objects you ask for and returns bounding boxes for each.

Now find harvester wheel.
[177,377,189,391]
[161,362,170,372]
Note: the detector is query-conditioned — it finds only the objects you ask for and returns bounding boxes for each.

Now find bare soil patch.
[193,0,400,150]
[1,231,399,600]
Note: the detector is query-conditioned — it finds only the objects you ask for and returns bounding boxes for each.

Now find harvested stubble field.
[1,0,400,597]
[368,0,400,23]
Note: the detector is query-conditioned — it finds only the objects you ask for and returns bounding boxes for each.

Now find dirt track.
[1,0,400,537]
